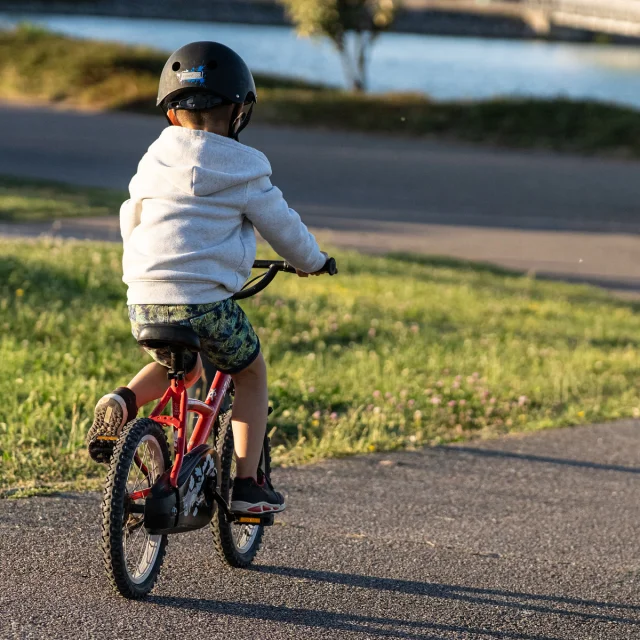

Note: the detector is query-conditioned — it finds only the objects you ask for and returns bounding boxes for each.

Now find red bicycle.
[100,258,338,599]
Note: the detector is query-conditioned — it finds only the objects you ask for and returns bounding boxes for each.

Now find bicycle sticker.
[182,454,216,517]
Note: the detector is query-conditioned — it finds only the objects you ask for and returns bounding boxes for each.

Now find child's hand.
[296,252,329,278]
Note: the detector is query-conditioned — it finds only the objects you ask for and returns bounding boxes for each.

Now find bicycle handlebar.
[253,258,338,276]
[232,257,338,300]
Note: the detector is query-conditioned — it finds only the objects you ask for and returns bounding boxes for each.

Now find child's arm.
[244,177,326,274]
[120,198,142,244]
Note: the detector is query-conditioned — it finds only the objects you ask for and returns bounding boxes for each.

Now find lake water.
[3,13,640,108]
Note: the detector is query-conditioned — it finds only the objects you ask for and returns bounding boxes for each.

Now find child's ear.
[167,109,180,126]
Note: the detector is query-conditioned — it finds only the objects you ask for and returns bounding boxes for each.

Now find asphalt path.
[2,420,640,639]
[2,104,640,638]
[0,104,639,293]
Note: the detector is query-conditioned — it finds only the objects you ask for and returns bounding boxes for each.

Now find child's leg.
[127,357,203,407]
[87,356,202,463]
[229,352,268,480]
[228,351,285,514]
[191,298,285,513]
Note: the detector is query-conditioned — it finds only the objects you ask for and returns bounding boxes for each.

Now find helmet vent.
[172,62,181,72]
[206,61,218,70]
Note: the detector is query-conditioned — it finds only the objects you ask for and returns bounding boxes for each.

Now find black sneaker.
[86,394,128,463]
[231,476,286,515]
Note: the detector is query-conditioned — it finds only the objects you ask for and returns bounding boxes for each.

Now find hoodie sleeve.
[244,176,326,273]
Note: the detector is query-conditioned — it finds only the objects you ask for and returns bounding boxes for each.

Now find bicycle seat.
[137,324,201,352]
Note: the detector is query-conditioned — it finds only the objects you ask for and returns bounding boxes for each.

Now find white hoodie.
[120,127,325,304]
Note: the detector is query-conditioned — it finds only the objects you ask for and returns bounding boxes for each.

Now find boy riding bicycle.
[87,41,328,515]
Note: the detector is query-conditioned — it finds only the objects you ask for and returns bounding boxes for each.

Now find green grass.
[4,24,640,155]
[0,176,126,222]
[1,238,639,495]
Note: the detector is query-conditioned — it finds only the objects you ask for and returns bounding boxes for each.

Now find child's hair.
[174,104,234,131]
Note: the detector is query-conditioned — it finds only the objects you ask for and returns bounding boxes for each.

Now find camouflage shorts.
[128,298,260,374]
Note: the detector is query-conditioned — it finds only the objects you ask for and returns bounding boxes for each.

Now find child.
[87,41,328,514]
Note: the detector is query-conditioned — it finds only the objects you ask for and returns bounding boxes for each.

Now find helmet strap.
[229,104,243,141]
[229,103,255,141]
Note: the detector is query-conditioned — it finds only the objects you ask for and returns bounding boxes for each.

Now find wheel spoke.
[141,444,151,483]
[149,448,158,483]
[127,518,145,565]
[128,457,144,494]
[131,444,149,493]
[134,532,149,577]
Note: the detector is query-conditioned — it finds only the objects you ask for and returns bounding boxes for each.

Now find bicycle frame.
[128,369,232,500]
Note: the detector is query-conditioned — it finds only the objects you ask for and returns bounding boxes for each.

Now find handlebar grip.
[321,257,338,276]
[280,258,337,275]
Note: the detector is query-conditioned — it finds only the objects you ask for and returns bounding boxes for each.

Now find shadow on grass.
[588,335,640,349]
[386,253,522,279]
[337,252,519,283]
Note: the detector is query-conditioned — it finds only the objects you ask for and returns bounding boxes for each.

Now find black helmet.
[157,41,257,139]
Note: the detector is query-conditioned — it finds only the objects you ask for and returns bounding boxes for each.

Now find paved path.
[2,421,640,639]
[1,104,639,293]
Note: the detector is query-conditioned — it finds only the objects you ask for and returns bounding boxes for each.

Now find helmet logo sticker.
[178,66,206,85]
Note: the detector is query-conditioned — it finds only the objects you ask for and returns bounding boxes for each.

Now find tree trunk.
[334,31,378,93]
[336,33,364,93]
[333,36,356,92]
[354,32,368,93]
[339,50,359,92]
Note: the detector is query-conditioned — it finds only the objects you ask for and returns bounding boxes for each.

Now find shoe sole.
[230,500,286,515]
[87,395,127,464]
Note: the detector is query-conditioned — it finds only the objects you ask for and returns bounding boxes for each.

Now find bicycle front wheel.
[101,418,170,599]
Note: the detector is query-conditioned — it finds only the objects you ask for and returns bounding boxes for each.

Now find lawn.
[0,176,126,222]
[1,237,639,496]
[4,24,640,156]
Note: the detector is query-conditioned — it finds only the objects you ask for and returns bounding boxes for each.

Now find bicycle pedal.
[88,438,116,464]
[234,514,275,527]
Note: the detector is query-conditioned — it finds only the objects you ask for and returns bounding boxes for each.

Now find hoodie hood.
[140,126,272,197]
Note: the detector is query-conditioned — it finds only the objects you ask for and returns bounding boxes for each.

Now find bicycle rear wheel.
[211,410,271,568]
[101,418,170,599]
